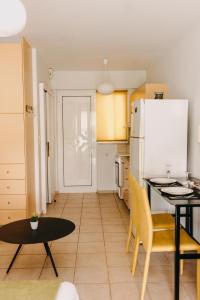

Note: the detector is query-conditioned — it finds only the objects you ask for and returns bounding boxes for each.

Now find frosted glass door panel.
[62,97,92,186]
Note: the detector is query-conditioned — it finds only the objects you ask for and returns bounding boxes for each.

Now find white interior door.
[39,84,56,213]
[57,91,96,193]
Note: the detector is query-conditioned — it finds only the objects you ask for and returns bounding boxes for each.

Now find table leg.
[175,206,181,300]
[43,242,58,277]
[7,244,22,274]
[189,207,193,236]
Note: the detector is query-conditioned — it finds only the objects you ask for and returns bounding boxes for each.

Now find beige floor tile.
[20,244,46,255]
[102,218,123,225]
[81,212,101,219]
[101,212,121,218]
[180,263,196,282]
[5,268,41,281]
[148,282,190,300]
[101,207,119,213]
[61,216,81,225]
[84,193,99,199]
[82,207,100,214]
[0,243,18,256]
[76,283,111,300]
[74,266,108,283]
[79,232,104,243]
[80,224,103,233]
[99,193,115,199]
[65,201,83,208]
[100,201,117,208]
[13,255,46,269]
[78,242,105,253]
[51,242,78,254]
[0,269,7,280]
[107,253,131,267]
[67,194,83,200]
[145,264,174,283]
[56,232,79,243]
[44,254,76,268]
[183,282,197,300]
[103,224,126,233]
[83,202,100,208]
[76,253,107,268]
[0,256,15,268]
[138,251,170,266]
[81,218,102,225]
[104,232,127,242]
[110,282,151,300]
[63,207,82,214]
[40,267,74,281]
[108,266,142,283]
[105,241,127,253]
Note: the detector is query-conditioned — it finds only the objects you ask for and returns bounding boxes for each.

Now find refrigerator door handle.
[115,161,120,187]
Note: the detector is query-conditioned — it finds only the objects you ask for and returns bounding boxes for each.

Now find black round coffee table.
[0,217,75,277]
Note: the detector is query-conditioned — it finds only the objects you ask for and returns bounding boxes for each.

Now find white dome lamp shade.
[0,0,27,37]
[97,59,114,95]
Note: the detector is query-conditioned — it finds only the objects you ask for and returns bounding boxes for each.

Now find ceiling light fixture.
[0,0,27,37]
[97,58,114,95]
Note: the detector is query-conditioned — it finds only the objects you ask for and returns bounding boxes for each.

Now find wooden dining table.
[144,178,200,300]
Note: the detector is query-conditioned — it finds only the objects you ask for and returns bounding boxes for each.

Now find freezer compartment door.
[131,100,145,138]
[130,137,144,185]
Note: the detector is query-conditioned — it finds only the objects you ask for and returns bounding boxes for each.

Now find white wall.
[147,21,200,240]
[52,70,147,191]
[147,22,200,178]
[32,49,51,213]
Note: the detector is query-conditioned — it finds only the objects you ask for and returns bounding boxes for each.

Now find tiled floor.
[0,193,197,299]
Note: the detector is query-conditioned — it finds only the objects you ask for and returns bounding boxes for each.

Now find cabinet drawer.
[0,164,25,179]
[0,210,26,225]
[0,195,26,209]
[0,180,25,194]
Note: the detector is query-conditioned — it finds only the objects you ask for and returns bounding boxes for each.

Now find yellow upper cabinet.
[131,83,168,104]
[0,43,24,113]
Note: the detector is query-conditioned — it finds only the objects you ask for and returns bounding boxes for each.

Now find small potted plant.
[30,213,39,230]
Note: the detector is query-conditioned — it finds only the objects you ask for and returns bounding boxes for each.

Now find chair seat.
[152,229,200,252]
[152,213,175,230]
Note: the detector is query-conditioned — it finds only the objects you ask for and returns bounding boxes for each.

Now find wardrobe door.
[0,115,25,163]
[0,44,23,113]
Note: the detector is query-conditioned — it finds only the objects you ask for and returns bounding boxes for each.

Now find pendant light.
[0,0,27,37]
[97,58,114,95]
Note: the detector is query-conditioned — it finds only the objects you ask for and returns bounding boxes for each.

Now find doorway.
[56,90,96,193]
[39,83,56,213]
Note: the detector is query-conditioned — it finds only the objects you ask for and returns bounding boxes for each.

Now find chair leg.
[197,251,200,300]
[126,217,133,252]
[180,250,184,275]
[140,251,151,300]
[131,234,140,275]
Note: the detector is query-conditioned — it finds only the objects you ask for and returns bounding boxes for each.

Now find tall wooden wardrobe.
[0,38,36,224]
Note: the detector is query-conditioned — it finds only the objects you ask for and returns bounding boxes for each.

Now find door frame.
[39,83,56,213]
[56,90,97,193]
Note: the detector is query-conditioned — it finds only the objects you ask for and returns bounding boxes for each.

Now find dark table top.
[144,178,200,207]
[0,217,75,244]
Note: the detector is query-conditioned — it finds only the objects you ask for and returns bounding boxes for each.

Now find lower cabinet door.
[0,210,26,225]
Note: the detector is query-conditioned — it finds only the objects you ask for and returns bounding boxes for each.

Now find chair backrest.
[136,187,153,252]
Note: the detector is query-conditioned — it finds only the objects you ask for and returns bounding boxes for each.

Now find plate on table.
[160,187,193,196]
[150,177,177,184]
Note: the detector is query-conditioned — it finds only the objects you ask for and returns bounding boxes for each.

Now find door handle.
[47,142,50,157]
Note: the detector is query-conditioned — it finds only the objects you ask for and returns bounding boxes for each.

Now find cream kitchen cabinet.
[0,38,36,224]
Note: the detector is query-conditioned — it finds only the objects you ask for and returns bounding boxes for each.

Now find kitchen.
[0,1,200,300]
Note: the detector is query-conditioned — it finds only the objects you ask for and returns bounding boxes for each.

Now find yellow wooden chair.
[132,186,200,300]
[126,174,175,253]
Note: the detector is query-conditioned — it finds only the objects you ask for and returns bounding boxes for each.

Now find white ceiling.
[5,0,200,70]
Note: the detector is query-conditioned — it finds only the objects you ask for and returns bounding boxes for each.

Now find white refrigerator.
[130,99,188,211]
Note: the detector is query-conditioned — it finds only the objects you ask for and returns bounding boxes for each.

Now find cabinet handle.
[6,170,10,174]
[8,201,10,205]
[8,216,11,219]
[6,186,10,189]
